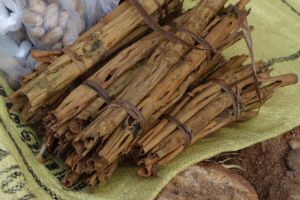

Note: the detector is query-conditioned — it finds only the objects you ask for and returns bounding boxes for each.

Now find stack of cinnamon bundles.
[9,0,298,188]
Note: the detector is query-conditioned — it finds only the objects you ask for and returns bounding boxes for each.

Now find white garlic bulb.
[41,26,63,46]
[23,11,44,26]
[51,41,63,49]
[31,27,46,38]
[29,0,47,15]
[44,3,59,30]
[59,11,69,29]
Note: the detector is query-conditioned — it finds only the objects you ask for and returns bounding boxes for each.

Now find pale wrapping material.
[23,0,120,49]
[0,35,32,88]
[0,0,25,35]
[0,0,299,199]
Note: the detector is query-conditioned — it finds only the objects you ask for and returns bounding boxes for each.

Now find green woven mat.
[0,0,299,199]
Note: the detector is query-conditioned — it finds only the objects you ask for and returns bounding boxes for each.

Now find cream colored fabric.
[0,0,299,199]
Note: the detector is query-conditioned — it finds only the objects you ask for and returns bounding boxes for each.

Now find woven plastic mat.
[0,0,299,199]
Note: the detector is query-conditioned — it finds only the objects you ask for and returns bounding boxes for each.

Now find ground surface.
[157,127,300,200]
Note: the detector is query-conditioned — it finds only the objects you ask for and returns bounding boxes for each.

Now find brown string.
[129,0,210,51]
[83,79,113,103]
[164,0,169,22]
[169,22,215,60]
[211,78,241,120]
[235,3,261,102]
[108,99,147,133]
[153,0,163,19]
[61,48,86,75]
[217,2,260,101]
[163,114,192,148]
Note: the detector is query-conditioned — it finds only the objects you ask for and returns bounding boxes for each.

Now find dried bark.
[10,0,179,114]
[72,0,228,158]
[9,0,297,188]
[136,69,298,176]
[43,11,190,133]
[44,30,167,130]
[77,8,246,175]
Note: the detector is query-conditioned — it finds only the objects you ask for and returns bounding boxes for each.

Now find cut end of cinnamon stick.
[61,171,81,188]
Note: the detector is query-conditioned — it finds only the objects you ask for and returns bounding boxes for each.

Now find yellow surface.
[0,0,299,199]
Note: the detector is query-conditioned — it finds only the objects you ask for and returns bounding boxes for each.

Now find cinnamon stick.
[72,0,228,158]
[76,5,246,174]
[136,70,298,176]
[10,0,180,114]
[43,12,190,132]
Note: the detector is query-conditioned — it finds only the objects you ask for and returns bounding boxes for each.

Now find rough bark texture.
[72,0,228,158]
[9,0,298,188]
[156,163,258,200]
[10,0,176,113]
[136,65,297,176]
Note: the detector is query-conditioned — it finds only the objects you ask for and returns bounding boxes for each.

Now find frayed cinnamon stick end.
[83,173,99,191]
[61,171,81,188]
[137,163,159,177]
[276,73,298,87]
[36,145,47,163]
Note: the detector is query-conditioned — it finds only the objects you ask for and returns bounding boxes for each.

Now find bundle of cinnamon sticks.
[8,0,298,188]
